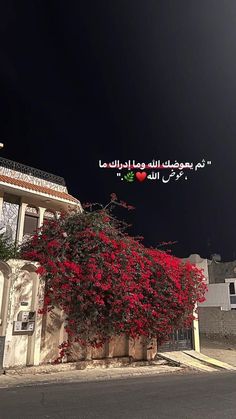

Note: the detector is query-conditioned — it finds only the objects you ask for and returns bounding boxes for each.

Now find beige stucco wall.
[0,255,200,367]
[2,259,44,369]
[40,307,68,364]
[40,322,157,364]
[0,258,159,368]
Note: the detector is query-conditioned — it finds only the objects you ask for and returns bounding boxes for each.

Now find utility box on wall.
[12,311,36,335]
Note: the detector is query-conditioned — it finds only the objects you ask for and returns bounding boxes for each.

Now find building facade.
[0,157,81,370]
[183,253,236,311]
[0,157,82,246]
[208,258,236,310]
[183,254,236,340]
[0,159,207,368]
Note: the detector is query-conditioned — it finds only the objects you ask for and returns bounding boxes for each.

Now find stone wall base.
[4,356,165,376]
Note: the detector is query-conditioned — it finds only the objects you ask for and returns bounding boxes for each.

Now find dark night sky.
[1,1,236,260]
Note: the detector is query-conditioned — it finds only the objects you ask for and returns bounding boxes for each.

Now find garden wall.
[40,312,158,364]
[198,306,236,338]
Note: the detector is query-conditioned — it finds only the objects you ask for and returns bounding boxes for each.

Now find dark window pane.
[230,296,236,304]
[23,215,38,235]
[229,283,235,295]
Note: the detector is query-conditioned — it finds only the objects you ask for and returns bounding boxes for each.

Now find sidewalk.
[2,338,234,389]
[200,335,236,367]
[158,351,219,372]
[0,360,186,389]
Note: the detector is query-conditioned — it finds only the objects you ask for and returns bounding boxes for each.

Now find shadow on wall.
[40,307,65,364]
[40,310,152,364]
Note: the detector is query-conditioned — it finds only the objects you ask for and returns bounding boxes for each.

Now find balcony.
[0,157,66,186]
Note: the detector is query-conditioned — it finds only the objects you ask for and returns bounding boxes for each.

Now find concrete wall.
[208,259,236,284]
[40,324,158,364]
[198,307,236,337]
[198,284,231,311]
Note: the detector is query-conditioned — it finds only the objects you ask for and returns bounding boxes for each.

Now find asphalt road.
[0,372,236,419]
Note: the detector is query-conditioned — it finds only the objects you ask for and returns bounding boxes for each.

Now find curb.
[183,350,236,371]
[0,364,187,389]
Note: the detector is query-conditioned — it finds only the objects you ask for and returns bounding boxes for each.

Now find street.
[0,372,236,419]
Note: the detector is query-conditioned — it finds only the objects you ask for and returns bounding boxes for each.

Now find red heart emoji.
[136,172,147,182]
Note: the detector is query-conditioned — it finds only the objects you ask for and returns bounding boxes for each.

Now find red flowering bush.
[21,195,207,361]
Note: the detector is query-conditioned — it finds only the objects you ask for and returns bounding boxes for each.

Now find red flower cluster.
[21,199,207,361]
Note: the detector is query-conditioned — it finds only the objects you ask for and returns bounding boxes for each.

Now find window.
[23,215,38,235]
[23,206,39,237]
[44,210,55,220]
[229,282,235,295]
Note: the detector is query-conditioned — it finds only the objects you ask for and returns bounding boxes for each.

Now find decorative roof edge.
[0,174,80,206]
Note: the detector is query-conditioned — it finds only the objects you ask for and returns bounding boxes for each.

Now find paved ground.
[0,362,185,389]
[0,371,235,418]
[1,339,233,389]
[201,336,236,367]
[158,350,235,371]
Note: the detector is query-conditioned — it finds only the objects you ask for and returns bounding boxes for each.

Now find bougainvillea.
[21,194,207,361]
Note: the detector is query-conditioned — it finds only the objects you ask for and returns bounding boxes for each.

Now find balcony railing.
[0,157,66,186]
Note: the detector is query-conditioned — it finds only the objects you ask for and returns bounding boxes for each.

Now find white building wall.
[198,283,231,311]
